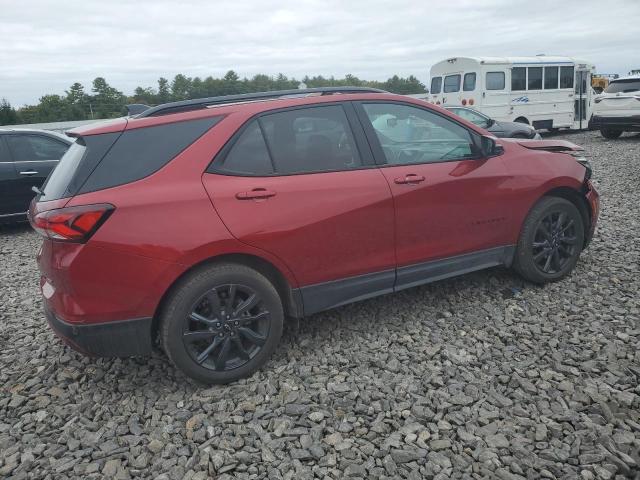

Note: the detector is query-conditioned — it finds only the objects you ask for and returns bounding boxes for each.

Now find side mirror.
[480,135,504,157]
[486,118,496,128]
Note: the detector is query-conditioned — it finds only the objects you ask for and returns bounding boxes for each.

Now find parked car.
[590,76,640,138]
[0,129,72,222]
[29,87,599,384]
[445,106,541,139]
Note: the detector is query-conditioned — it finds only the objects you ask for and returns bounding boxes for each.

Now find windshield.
[605,79,640,94]
[447,108,490,128]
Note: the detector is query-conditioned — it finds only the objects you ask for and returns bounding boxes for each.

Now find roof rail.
[136,86,388,118]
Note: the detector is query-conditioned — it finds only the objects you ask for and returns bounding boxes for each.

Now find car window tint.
[430,77,442,94]
[363,103,477,165]
[219,121,274,175]
[486,72,505,90]
[544,67,559,89]
[560,66,574,88]
[258,105,361,174]
[463,73,476,91]
[443,75,461,93]
[0,138,10,162]
[7,135,68,161]
[528,67,542,90]
[512,67,526,91]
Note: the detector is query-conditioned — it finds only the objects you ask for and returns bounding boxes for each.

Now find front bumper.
[589,115,640,131]
[584,180,600,247]
[45,304,153,357]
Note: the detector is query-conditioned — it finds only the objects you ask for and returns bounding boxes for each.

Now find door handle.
[20,170,38,176]
[235,188,277,200]
[394,174,425,185]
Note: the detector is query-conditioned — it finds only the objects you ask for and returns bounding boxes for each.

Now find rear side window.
[528,67,542,90]
[430,77,442,94]
[218,121,273,175]
[605,79,640,93]
[443,75,461,93]
[512,67,526,91]
[6,135,68,161]
[486,72,505,90]
[214,105,362,175]
[79,116,221,194]
[560,66,574,88]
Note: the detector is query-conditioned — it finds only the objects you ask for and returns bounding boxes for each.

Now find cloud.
[1,0,638,105]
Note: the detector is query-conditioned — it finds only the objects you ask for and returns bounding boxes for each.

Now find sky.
[1,0,639,106]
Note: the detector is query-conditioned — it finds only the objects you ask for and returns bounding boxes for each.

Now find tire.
[514,197,585,284]
[160,263,284,384]
[600,128,622,139]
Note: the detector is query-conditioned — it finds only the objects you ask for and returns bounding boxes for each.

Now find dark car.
[445,106,541,139]
[0,129,72,222]
[29,87,598,384]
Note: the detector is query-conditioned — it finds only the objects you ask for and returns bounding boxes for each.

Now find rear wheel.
[600,128,623,139]
[514,197,584,284]
[160,263,284,384]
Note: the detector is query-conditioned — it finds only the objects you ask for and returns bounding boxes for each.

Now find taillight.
[30,204,114,242]
[461,99,467,105]
[469,99,475,105]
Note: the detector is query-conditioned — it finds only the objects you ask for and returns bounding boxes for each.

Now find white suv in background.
[590,76,640,139]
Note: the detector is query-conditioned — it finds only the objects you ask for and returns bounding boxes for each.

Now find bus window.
[444,75,461,93]
[431,77,442,94]
[544,67,559,89]
[486,72,505,90]
[560,66,574,88]
[463,73,476,91]
[528,67,542,90]
[512,67,526,91]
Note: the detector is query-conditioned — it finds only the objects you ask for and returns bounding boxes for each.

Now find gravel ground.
[0,130,638,480]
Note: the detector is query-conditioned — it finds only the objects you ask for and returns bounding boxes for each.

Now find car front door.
[202,103,396,314]
[0,136,22,216]
[5,134,69,212]
[355,101,514,289]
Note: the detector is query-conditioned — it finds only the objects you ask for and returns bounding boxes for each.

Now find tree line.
[0,71,426,125]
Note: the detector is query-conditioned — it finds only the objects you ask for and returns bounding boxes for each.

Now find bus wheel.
[600,129,622,139]
[514,117,529,125]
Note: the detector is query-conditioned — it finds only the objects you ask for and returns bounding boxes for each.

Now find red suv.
[29,87,599,384]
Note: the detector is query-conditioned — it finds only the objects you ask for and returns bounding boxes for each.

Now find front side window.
[528,67,542,90]
[560,66,574,88]
[544,67,559,89]
[443,75,461,93]
[6,135,68,161]
[259,105,361,174]
[430,77,442,94]
[463,73,476,91]
[512,67,526,91]
[486,72,505,90]
[362,103,477,165]
[447,108,490,128]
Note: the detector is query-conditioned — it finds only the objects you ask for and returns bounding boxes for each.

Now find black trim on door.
[296,245,516,316]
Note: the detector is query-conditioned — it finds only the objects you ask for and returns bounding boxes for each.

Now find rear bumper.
[44,304,153,357]
[589,115,640,131]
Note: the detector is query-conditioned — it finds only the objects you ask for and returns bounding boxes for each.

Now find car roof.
[0,127,72,141]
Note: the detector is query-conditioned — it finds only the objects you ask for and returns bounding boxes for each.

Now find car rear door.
[5,133,69,211]
[0,136,22,216]
[202,103,396,314]
[354,101,514,289]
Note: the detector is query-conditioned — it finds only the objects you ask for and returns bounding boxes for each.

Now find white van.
[429,56,596,131]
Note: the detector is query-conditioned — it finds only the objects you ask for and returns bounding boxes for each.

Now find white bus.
[429,56,596,131]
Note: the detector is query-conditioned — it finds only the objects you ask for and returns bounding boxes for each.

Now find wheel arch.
[514,116,530,125]
[151,252,304,348]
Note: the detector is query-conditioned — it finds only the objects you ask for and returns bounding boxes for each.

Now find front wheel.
[514,197,585,284]
[160,263,284,384]
[600,128,622,139]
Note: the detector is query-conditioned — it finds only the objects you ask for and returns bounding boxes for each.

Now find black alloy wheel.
[531,211,578,274]
[183,284,270,371]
